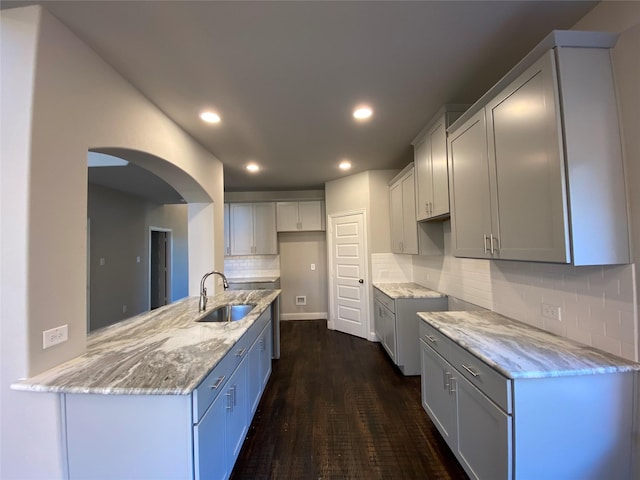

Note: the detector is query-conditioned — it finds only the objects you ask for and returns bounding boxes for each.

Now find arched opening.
[86,148,212,331]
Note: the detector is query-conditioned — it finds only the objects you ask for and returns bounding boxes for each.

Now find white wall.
[1,6,224,479]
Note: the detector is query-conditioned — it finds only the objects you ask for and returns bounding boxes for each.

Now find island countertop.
[12,289,281,396]
[418,310,640,379]
[373,282,446,299]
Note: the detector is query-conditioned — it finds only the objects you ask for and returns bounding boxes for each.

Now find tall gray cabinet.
[448,31,630,265]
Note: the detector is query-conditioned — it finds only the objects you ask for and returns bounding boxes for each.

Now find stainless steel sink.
[197,304,256,322]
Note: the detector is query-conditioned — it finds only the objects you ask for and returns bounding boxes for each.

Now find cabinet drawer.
[373,288,395,313]
[193,333,251,422]
[419,319,452,360]
[448,342,512,414]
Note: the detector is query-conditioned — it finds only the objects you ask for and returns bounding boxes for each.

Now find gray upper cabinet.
[413,107,466,221]
[448,31,630,265]
[448,109,493,259]
[276,200,324,232]
[389,164,418,254]
[229,202,277,255]
[224,203,231,256]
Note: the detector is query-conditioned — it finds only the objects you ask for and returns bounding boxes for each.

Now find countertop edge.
[418,311,640,379]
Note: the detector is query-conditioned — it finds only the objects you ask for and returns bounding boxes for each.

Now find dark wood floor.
[231,320,468,479]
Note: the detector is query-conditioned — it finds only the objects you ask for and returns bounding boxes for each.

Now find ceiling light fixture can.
[200,111,221,123]
[246,163,260,173]
[339,161,351,170]
[353,106,373,120]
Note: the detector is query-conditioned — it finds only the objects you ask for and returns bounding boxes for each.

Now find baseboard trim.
[280,312,328,321]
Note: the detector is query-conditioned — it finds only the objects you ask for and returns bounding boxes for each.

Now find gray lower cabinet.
[373,287,446,375]
[419,319,635,479]
[64,310,273,480]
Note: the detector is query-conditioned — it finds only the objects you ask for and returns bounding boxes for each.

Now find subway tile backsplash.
[224,255,281,278]
[372,221,638,362]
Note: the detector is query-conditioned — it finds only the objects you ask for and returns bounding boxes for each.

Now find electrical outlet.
[311,263,316,271]
[295,295,307,306]
[99,258,105,266]
[43,325,68,349]
[122,305,127,313]
[542,303,561,321]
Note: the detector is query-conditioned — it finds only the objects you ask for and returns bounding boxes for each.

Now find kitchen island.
[13,289,281,480]
[418,310,640,479]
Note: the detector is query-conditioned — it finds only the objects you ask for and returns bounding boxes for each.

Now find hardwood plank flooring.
[231,319,468,479]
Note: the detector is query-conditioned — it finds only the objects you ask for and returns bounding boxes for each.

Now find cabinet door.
[248,333,262,417]
[253,203,277,254]
[382,306,396,362]
[420,342,457,445]
[455,373,512,480]
[299,201,323,231]
[374,301,384,342]
[260,322,273,389]
[389,182,404,253]
[414,137,433,221]
[429,119,450,218]
[230,203,254,255]
[224,203,230,256]
[194,393,229,480]
[226,356,249,467]
[276,202,299,232]
[486,50,570,263]
[448,109,493,259]
[401,172,418,254]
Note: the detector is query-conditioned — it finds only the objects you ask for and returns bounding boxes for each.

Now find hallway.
[231,319,468,479]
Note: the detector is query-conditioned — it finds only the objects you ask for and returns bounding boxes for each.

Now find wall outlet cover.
[43,325,68,349]
[295,295,307,306]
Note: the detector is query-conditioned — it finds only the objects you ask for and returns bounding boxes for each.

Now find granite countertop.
[418,310,640,379]
[373,282,446,299]
[12,290,281,395]
[227,276,280,283]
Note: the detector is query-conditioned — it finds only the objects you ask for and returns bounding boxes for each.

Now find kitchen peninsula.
[13,289,281,480]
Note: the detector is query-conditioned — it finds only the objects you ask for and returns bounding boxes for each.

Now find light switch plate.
[542,303,561,321]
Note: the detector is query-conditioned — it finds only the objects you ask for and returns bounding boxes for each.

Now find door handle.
[358,279,364,284]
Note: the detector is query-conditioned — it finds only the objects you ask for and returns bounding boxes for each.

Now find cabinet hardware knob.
[211,375,226,390]
[462,364,479,377]
[358,279,364,284]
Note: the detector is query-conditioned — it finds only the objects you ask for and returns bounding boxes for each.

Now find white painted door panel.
[330,213,368,339]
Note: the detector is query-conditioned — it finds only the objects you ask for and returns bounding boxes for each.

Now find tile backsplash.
[224,255,281,278]
[372,221,638,362]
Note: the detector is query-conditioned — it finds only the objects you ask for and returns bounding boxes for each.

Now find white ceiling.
[3,0,598,193]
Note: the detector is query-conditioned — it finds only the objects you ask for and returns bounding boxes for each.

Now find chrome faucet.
[199,271,229,312]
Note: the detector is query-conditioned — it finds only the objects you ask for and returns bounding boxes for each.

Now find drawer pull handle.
[426,335,437,343]
[225,391,233,411]
[211,375,226,390]
[443,370,450,390]
[462,364,479,377]
[236,348,247,357]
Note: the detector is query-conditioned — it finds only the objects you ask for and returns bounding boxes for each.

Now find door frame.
[327,209,372,340]
[149,226,173,310]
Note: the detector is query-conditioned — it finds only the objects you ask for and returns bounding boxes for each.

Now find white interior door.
[329,212,368,339]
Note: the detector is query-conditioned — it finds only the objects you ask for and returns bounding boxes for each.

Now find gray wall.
[279,231,328,318]
[88,184,188,331]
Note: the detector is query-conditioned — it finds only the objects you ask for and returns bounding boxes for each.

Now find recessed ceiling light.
[353,106,373,120]
[246,163,260,173]
[339,160,352,170]
[200,111,221,123]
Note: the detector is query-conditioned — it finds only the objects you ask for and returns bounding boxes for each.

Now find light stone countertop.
[418,310,640,379]
[12,290,280,395]
[373,282,446,299]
